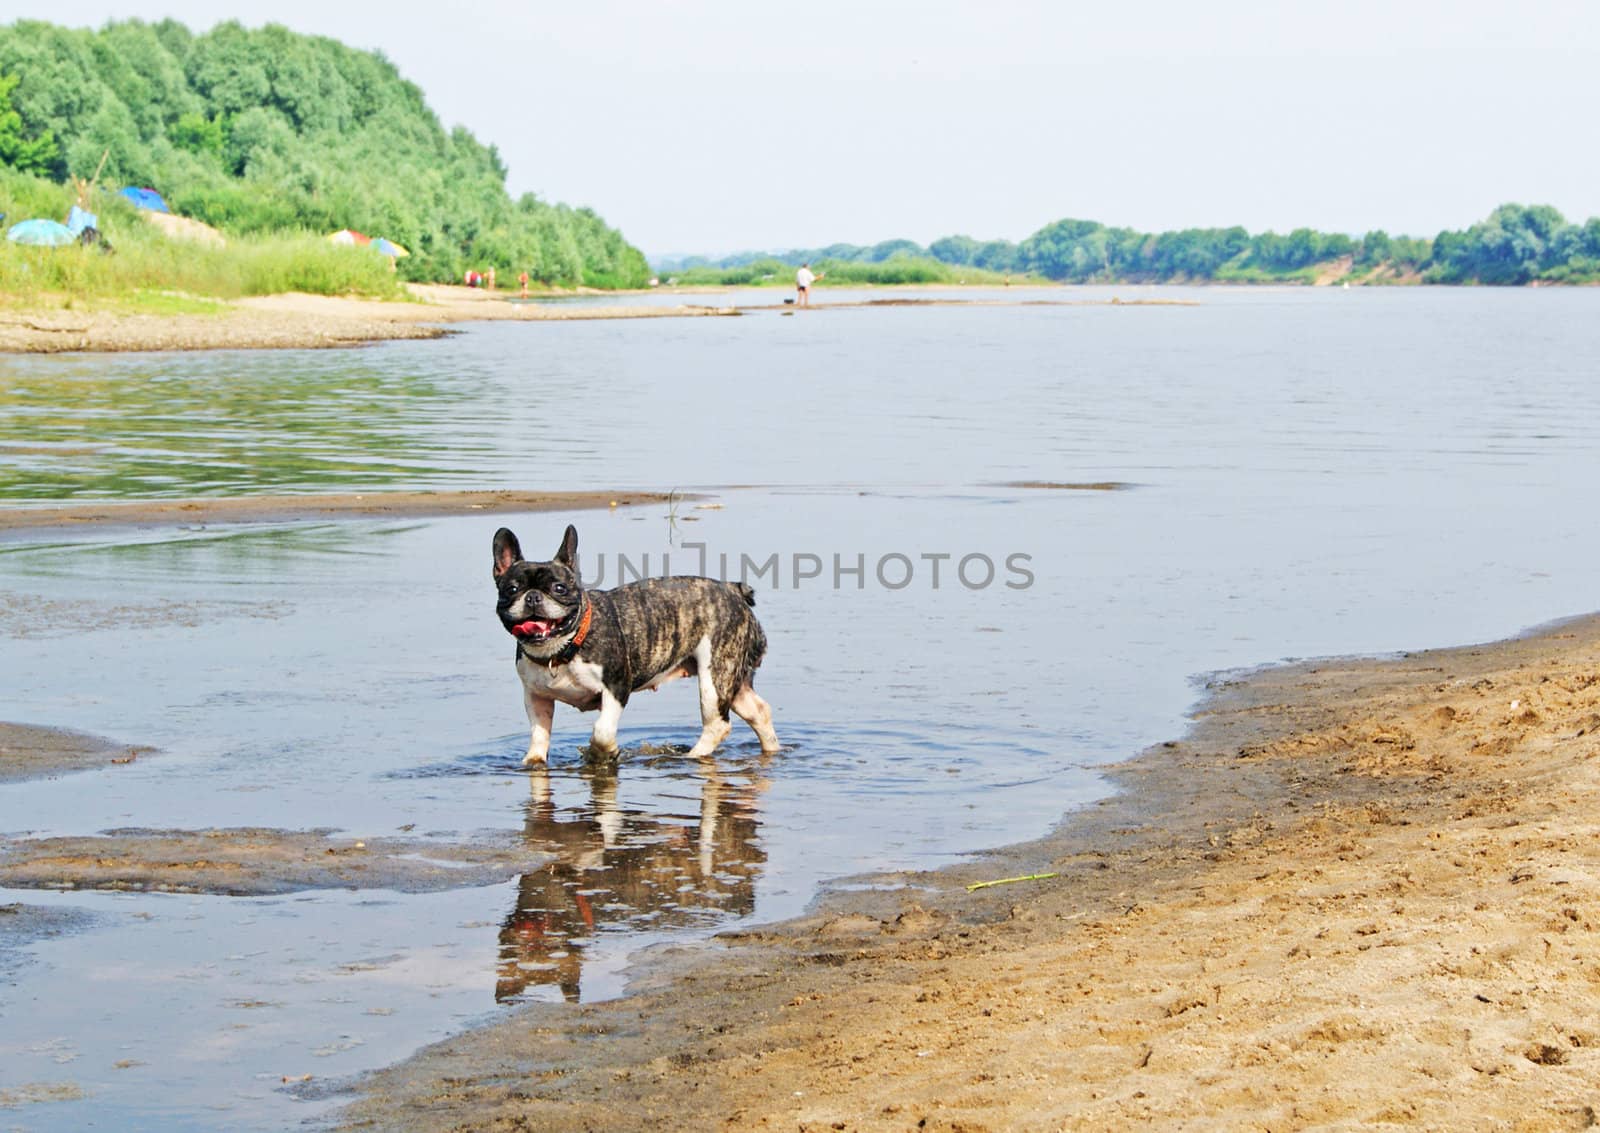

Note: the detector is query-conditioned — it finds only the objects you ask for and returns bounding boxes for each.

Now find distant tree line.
[0,19,650,286]
[673,255,1006,287]
[660,204,1600,286]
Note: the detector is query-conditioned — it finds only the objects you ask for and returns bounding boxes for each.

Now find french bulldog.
[492,524,779,764]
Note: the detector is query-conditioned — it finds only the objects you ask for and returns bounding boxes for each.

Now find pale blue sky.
[8,1,1599,255]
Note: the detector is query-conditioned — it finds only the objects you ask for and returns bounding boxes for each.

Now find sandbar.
[0,285,740,354]
[0,488,675,535]
[0,284,1189,354]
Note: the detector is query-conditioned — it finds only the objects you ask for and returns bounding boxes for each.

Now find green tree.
[185,21,271,116]
[171,111,225,160]
[866,238,924,262]
[0,69,57,173]
[1429,203,1571,284]
[973,239,1017,272]
[1357,230,1391,267]
[1018,218,1104,279]
[929,235,980,265]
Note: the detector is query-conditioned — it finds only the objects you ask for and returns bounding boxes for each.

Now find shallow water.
[3,286,1600,1129]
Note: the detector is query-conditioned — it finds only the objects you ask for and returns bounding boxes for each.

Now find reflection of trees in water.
[0,359,473,500]
[496,762,767,1003]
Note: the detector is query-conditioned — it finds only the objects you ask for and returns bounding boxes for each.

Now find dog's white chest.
[517,652,606,710]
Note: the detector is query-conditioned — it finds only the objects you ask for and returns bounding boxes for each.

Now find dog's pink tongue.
[512,620,548,638]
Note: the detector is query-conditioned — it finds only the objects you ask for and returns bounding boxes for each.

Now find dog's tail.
[745,617,768,676]
[730,581,766,678]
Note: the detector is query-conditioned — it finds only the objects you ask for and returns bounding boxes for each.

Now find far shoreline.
[0,279,1585,356]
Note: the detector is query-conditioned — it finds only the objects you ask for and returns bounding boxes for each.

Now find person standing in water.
[795,262,824,306]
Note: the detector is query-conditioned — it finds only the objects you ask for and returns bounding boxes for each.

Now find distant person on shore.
[796,262,824,306]
[518,271,530,298]
[486,267,497,292]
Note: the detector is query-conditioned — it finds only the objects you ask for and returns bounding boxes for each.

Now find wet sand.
[0,722,151,784]
[0,826,550,896]
[333,613,1600,1131]
[0,488,674,535]
[0,298,452,354]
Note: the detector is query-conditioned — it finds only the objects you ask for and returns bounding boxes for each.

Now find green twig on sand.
[965,871,1059,891]
[665,488,682,546]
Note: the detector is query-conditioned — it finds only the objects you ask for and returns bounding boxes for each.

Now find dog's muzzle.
[509,618,560,641]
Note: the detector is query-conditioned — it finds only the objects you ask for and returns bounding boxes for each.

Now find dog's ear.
[554,524,579,578]
[492,528,522,580]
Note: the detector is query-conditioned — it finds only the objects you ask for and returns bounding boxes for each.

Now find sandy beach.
[324,612,1600,1131]
[0,285,740,354]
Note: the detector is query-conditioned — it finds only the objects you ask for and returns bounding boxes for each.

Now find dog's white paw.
[687,717,734,758]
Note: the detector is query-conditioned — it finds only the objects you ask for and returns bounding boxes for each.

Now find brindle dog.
[492,525,779,763]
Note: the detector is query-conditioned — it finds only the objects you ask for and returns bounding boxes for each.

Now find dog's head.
[492,525,585,649]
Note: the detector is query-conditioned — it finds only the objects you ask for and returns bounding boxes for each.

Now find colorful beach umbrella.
[328,229,371,246]
[7,219,76,247]
[370,237,409,258]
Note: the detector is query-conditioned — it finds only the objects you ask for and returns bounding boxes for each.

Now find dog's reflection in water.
[496,756,768,1003]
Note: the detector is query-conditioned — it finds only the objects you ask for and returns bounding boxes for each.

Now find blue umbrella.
[369,237,409,258]
[7,219,77,247]
[118,186,171,213]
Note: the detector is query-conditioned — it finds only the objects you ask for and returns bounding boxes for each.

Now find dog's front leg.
[588,688,623,758]
[523,692,555,766]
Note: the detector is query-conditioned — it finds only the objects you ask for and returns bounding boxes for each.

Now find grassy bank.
[0,20,651,287]
[1,170,404,305]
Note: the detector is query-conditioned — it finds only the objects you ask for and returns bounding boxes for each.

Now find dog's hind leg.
[731,683,780,753]
[687,635,733,758]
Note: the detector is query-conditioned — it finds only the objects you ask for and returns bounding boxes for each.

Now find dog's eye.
[551,583,569,596]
